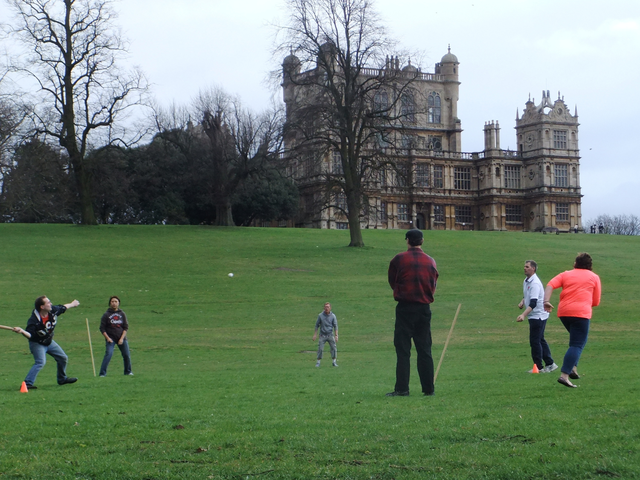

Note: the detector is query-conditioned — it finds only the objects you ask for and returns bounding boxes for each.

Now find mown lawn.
[0,224,638,479]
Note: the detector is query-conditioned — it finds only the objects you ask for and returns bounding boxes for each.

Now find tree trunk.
[347,212,364,246]
[346,193,364,247]
[70,154,97,225]
[215,202,235,226]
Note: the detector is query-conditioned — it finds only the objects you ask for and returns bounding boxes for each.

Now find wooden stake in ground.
[434,303,462,384]
[86,318,96,377]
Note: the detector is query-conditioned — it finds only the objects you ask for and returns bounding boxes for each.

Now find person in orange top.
[544,253,601,388]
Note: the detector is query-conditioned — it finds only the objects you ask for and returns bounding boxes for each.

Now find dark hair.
[525,260,537,271]
[34,296,47,311]
[574,253,593,270]
[109,296,121,306]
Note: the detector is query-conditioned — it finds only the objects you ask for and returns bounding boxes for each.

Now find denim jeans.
[99,338,132,376]
[25,340,69,386]
[394,302,434,395]
[559,317,590,374]
[528,318,554,370]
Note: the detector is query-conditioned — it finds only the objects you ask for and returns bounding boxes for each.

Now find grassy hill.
[0,224,638,479]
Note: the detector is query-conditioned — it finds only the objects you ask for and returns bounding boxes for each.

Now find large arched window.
[428,92,441,124]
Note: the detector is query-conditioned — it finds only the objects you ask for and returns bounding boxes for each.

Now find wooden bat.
[434,303,462,384]
[86,318,96,377]
[0,324,31,338]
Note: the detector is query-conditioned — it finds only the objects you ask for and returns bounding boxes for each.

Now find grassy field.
[0,224,638,479]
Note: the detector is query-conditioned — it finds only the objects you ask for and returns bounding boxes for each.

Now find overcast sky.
[2,0,639,222]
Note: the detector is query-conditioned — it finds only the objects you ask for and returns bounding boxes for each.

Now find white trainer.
[542,363,558,373]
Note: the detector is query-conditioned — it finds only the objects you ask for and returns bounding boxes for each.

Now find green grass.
[0,224,638,479]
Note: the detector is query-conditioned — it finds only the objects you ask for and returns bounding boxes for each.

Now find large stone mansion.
[281,47,582,232]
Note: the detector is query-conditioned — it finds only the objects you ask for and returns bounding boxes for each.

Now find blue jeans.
[25,340,69,386]
[559,317,590,374]
[99,338,132,376]
[528,318,554,370]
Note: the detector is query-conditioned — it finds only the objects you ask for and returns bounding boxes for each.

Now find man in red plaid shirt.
[386,229,439,397]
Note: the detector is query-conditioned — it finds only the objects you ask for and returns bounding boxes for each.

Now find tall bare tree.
[5,0,148,224]
[154,88,284,226]
[277,0,419,246]
[0,97,27,184]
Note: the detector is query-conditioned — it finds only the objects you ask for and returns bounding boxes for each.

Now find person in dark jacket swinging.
[387,229,439,397]
[15,296,80,390]
[99,296,133,376]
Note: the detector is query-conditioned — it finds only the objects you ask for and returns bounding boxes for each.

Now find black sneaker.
[385,391,409,397]
[26,384,37,390]
[59,377,78,385]
[423,392,435,397]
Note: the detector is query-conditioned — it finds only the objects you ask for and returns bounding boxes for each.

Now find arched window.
[373,90,389,113]
[401,93,415,123]
[428,92,441,124]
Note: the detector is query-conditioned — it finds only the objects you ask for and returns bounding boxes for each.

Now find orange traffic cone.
[531,364,539,374]
[20,381,28,393]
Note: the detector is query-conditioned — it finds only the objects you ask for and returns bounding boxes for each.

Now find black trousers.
[394,302,434,394]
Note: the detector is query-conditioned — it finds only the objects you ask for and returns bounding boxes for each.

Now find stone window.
[303,155,318,178]
[454,167,471,190]
[506,205,523,223]
[455,205,472,224]
[397,203,409,222]
[415,164,429,187]
[335,192,347,213]
[401,93,415,123]
[427,92,441,124]
[433,205,444,223]
[427,135,443,151]
[380,168,389,187]
[395,164,409,187]
[556,203,569,222]
[433,165,444,188]
[553,130,567,149]
[379,202,387,222]
[555,164,568,187]
[332,151,343,174]
[373,90,389,113]
[504,165,521,189]
[336,222,348,230]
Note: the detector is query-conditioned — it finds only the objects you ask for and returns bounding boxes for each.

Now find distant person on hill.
[387,229,439,397]
[99,296,133,376]
[544,253,601,388]
[517,260,557,373]
[13,296,80,390]
[313,302,338,367]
